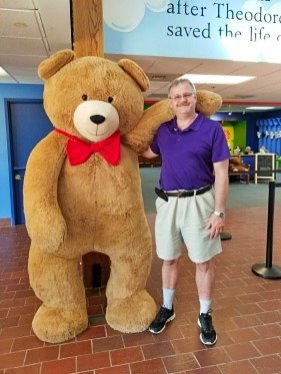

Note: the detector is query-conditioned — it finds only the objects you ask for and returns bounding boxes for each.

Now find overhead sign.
[103,0,281,63]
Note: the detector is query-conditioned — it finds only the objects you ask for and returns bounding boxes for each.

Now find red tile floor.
[1,207,281,373]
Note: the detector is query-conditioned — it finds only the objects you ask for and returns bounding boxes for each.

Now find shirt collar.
[169,112,204,132]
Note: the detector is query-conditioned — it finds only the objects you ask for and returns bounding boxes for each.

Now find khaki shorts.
[155,188,222,263]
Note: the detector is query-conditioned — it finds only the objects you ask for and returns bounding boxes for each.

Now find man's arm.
[213,158,229,214]
[207,158,229,238]
[142,147,159,159]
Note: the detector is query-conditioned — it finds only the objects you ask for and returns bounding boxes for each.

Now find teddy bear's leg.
[105,233,157,333]
[28,244,88,343]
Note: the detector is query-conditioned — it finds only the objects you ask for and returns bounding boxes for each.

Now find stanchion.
[220,231,232,241]
[252,181,281,279]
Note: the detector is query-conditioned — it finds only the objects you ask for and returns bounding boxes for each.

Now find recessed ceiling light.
[246,106,275,110]
[180,74,255,85]
[0,67,9,77]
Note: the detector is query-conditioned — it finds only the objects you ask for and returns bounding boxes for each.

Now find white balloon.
[144,0,168,12]
[103,0,146,32]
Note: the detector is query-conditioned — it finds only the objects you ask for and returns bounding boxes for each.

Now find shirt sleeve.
[150,131,161,155]
[212,124,231,163]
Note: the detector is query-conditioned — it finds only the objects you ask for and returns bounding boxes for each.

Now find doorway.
[6,100,53,225]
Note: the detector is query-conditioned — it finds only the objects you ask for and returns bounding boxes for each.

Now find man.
[142,78,229,345]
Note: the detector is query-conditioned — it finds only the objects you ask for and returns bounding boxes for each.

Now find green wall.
[223,120,247,154]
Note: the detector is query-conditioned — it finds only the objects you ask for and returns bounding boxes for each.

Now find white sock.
[199,299,212,314]
[162,288,175,310]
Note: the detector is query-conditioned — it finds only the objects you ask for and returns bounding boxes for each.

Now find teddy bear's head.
[38,49,149,142]
[38,50,222,146]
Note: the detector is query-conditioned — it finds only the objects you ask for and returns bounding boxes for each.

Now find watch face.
[214,211,224,218]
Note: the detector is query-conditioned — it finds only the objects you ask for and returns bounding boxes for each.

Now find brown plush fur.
[24,49,222,343]
[229,156,250,172]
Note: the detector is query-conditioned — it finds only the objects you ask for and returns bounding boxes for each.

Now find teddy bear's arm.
[23,132,67,253]
[122,99,173,154]
[122,90,222,154]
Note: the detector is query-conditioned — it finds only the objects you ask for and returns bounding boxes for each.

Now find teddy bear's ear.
[196,89,222,116]
[38,49,75,81]
[118,59,150,92]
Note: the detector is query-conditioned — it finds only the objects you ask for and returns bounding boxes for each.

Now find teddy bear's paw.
[32,305,88,343]
[106,290,157,333]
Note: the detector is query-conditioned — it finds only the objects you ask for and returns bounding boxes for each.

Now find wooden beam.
[71,0,104,57]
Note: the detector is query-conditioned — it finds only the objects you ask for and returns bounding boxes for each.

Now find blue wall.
[213,111,281,153]
[246,110,281,153]
[0,84,43,221]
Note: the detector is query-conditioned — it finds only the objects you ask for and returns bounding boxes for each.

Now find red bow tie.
[55,128,121,166]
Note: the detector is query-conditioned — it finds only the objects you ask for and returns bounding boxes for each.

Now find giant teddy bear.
[23,49,222,343]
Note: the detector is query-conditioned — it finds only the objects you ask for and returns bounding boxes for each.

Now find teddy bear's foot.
[32,305,88,343]
[106,290,157,333]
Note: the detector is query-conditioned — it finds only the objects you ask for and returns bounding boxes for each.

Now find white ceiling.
[1,0,281,113]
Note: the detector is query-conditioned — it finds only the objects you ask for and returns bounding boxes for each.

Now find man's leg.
[162,258,179,309]
[195,260,214,304]
[163,258,179,286]
[149,259,179,333]
[195,259,217,345]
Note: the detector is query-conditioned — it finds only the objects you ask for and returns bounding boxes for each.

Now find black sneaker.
[148,305,175,334]
[198,310,217,345]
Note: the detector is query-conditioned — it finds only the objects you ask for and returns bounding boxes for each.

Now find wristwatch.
[214,210,225,218]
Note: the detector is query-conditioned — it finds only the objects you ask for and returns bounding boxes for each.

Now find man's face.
[169,82,197,116]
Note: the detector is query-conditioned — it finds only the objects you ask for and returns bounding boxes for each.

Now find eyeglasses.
[169,92,194,101]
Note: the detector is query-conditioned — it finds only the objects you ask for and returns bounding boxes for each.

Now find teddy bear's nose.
[90,115,105,125]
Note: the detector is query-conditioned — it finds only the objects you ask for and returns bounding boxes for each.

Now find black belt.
[155,185,212,201]
[166,184,212,197]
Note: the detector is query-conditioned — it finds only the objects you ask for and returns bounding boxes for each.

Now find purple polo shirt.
[150,113,230,190]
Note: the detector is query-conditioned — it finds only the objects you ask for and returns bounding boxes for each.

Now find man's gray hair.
[168,78,196,97]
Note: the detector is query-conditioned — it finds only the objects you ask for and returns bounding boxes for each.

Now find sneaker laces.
[156,305,171,321]
[200,310,214,335]
[152,305,169,325]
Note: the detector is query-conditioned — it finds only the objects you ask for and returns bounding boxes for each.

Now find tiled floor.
[1,206,281,373]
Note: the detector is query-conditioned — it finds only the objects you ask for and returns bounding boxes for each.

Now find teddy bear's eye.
[108,96,113,103]
[82,94,88,101]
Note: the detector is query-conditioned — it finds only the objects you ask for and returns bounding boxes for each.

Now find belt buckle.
[178,190,186,198]
[178,190,192,197]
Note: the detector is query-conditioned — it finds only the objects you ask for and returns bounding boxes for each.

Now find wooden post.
[71,0,110,289]
[71,0,104,57]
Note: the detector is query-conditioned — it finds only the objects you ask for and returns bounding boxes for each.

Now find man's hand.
[206,214,225,239]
